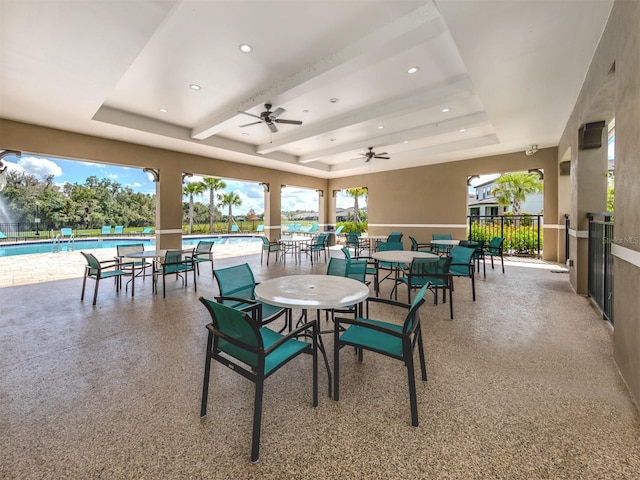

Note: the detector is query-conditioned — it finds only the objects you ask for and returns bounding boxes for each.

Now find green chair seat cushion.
[340,318,403,358]
[218,327,308,375]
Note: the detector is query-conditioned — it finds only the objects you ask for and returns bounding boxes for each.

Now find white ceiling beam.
[297,111,490,163]
[256,76,474,154]
[190,2,445,140]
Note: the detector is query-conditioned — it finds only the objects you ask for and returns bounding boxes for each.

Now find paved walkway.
[0,242,263,288]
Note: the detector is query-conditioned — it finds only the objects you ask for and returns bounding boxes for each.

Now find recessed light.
[441,108,450,113]
[377,125,384,129]
[403,140,409,144]
[459,128,466,132]
[407,66,420,74]
[159,108,168,113]
[189,84,201,91]
[330,138,336,142]
[330,98,339,103]
[242,132,249,136]
[239,44,253,53]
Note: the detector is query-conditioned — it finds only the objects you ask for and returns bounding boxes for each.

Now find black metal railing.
[468,214,543,257]
[587,212,614,323]
[0,222,57,240]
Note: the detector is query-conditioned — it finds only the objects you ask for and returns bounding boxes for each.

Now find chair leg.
[251,379,265,463]
[500,253,504,273]
[333,324,340,401]
[92,277,100,306]
[416,327,428,381]
[81,271,88,301]
[405,345,419,427]
[200,332,214,417]
[261,249,264,264]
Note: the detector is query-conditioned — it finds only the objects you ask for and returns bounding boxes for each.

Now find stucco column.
[569,123,608,294]
[154,165,184,249]
[262,183,281,241]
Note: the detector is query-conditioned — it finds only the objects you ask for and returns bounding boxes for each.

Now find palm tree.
[492,172,543,215]
[218,191,242,232]
[183,181,205,234]
[345,187,368,224]
[202,177,226,232]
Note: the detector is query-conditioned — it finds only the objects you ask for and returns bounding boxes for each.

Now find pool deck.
[0,241,263,288]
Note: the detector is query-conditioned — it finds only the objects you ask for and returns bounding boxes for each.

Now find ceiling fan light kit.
[359,147,390,162]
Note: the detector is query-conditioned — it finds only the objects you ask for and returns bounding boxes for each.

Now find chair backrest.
[101,226,112,235]
[256,224,264,232]
[387,231,403,242]
[410,256,452,278]
[196,240,214,254]
[214,263,257,301]
[260,236,271,247]
[341,246,351,260]
[0,231,7,239]
[231,225,240,232]
[114,226,124,234]
[117,243,144,259]
[487,237,504,253]
[334,225,344,235]
[200,297,262,366]
[327,257,348,277]
[309,223,319,233]
[377,240,404,251]
[432,233,453,240]
[61,228,73,237]
[81,251,100,275]
[164,249,185,263]
[142,227,153,234]
[409,236,419,251]
[403,283,430,334]
[449,246,476,276]
[346,259,368,283]
[314,233,328,246]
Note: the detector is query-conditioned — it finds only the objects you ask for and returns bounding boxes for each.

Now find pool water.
[0,235,261,257]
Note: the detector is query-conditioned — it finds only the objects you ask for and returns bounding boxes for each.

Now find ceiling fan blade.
[375,156,390,160]
[238,111,263,120]
[376,152,388,156]
[274,119,303,125]
[270,107,285,118]
[267,122,278,133]
[239,121,262,128]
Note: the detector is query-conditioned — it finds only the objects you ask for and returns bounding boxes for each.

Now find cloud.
[15,156,63,178]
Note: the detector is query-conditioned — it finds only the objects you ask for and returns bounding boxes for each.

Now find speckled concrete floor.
[1,251,639,479]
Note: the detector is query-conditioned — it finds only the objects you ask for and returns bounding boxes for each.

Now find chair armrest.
[263,319,317,355]
[333,315,404,339]
[365,296,411,310]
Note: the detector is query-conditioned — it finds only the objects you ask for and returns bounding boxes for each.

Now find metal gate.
[587,213,614,323]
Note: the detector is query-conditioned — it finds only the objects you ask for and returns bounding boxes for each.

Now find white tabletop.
[430,239,460,246]
[254,274,369,309]
[361,235,387,240]
[279,235,310,242]
[125,249,168,259]
[371,250,438,264]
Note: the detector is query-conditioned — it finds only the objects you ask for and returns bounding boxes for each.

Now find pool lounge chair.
[0,231,7,239]
[113,225,124,235]
[101,226,112,236]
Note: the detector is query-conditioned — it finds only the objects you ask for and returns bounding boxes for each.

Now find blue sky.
[2,154,361,215]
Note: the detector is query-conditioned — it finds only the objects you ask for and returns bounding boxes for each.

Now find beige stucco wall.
[558,0,640,406]
[329,147,559,260]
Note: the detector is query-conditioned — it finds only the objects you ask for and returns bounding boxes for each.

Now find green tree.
[183,181,205,234]
[202,177,226,233]
[492,172,543,215]
[345,187,368,224]
[607,172,614,212]
[218,191,242,232]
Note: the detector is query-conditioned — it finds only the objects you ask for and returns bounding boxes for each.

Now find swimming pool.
[0,235,262,257]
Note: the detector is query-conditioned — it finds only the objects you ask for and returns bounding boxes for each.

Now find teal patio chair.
[410,236,436,254]
[485,237,505,273]
[333,282,431,427]
[255,224,265,234]
[186,240,215,276]
[116,243,152,291]
[449,245,477,301]
[141,227,153,235]
[60,227,73,238]
[300,233,328,265]
[214,263,289,329]
[260,236,281,266]
[113,225,124,235]
[81,251,134,305]
[341,246,376,288]
[460,239,486,277]
[398,256,453,319]
[432,233,453,255]
[0,231,7,239]
[345,232,368,256]
[154,249,197,298]
[100,225,112,236]
[199,297,317,463]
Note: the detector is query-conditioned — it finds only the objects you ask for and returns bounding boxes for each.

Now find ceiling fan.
[360,147,390,162]
[238,103,302,133]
